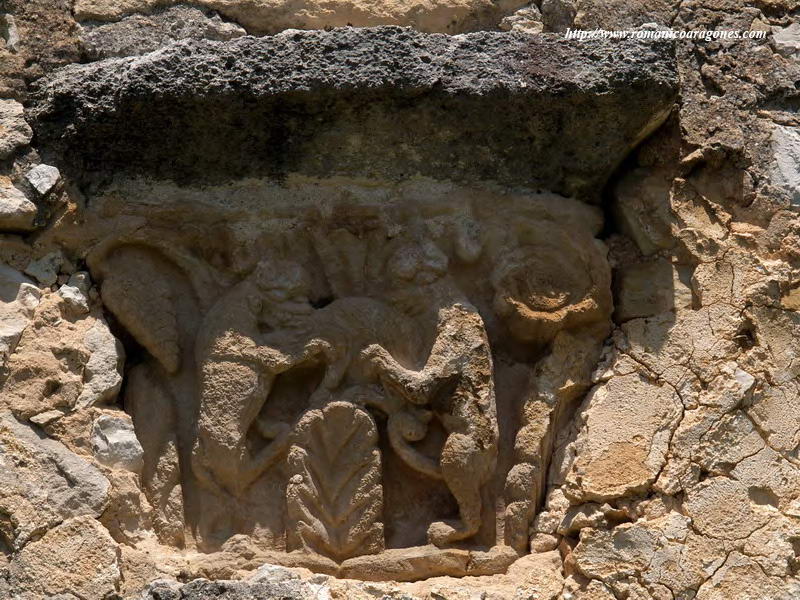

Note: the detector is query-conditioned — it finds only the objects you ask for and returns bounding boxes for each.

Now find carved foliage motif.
[287,401,384,561]
[87,181,613,577]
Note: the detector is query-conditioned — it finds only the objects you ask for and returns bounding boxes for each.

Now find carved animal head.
[393,408,433,443]
[251,260,314,327]
[385,240,449,287]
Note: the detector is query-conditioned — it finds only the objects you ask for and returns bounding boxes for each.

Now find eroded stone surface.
[771,124,800,206]
[564,374,683,502]
[0,264,40,369]
[91,413,144,472]
[0,412,110,549]
[774,22,800,58]
[57,271,91,315]
[0,180,37,231]
[72,0,531,34]
[30,29,677,201]
[80,5,246,59]
[0,99,32,158]
[7,516,121,600]
[66,178,611,575]
[1,2,799,599]
[23,250,63,286]
[2,292,124,419]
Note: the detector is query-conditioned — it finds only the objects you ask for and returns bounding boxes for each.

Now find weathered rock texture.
[71,0,530,35]
[1,1,799,599]
[30,29,676,201]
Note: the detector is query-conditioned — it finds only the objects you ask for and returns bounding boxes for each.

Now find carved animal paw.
[427,520,467,546]
[361,344,391,369]
[255,419,291,441]
[305,338,334,358]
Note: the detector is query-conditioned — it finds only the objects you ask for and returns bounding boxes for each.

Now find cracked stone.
[0,411,110,549]
[3,293,125,419]
[25,164,61,196]
[683,477,770,540]
[7,516,121,600]
[564,374,683,502]
[771,124,800,206]
[695,551,799,600]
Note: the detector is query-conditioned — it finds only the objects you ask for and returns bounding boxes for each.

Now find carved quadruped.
[84,178,612,577]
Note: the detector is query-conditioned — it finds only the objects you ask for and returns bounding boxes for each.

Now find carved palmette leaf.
[287,401,384,562]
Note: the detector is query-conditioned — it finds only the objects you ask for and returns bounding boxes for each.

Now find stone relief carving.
[363,239,499,547]
[83,180,612,577]
[287,401,384,561]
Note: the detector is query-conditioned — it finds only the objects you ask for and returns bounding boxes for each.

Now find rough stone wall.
[0,1,798,600]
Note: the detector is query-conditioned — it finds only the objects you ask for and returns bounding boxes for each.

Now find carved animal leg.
[196,488,236,550]
[255,419,289,440]
[305,340,350,408]
[363,345,436,405]
[343,384,396,413]
[191,440,227,497]
[190,445,238,548]
[243,422,292,484]
[427,433,484,546]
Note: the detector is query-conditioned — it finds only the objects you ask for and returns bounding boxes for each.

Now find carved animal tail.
[343,384,442,479]
[190,443,230,499]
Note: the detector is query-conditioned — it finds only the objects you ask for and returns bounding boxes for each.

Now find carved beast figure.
[192,260,331,499]
[364,240,499,546]
[193,258,425,496]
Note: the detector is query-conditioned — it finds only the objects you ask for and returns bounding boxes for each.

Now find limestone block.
[564,374,683,502]
[24,250,63,286]
[25,164,61,196]
[0,99,32,158]
[0,411,110,549]
[774,23,800,59]
[91,413,144,472]
[57,271,91,315]
[73,0,530,34]
[0,264,40,370]
[0,180,36,231]
[8,516,121,600]
[771,124,800,206]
